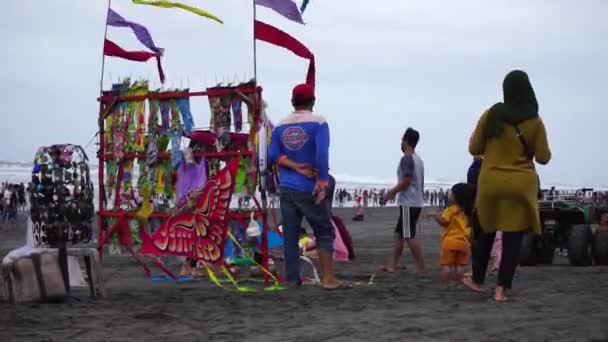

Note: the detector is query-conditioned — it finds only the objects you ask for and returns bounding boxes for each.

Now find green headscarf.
[485,70,539,139]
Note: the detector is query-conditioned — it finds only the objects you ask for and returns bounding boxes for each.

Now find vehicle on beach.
[519,189,608,266]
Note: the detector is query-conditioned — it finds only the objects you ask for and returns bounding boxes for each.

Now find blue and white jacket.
[268,110,330,193]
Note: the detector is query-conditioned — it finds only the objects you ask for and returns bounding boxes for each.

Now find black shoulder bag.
[512,124,542,199]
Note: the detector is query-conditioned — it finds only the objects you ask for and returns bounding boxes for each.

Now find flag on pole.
[132,0,224,24]
[104,39,159,61]
[254,20,315,87]
[255,0,304,25]
[106,9,165,82]
[107,9,162,53]
[103,39,165,82]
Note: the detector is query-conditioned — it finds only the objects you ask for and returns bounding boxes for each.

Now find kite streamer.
[255,0,304,25]
[132,0,224,24]
[254,20,315,87]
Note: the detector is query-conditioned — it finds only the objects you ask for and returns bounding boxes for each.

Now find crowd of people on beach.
[0,182,27,225]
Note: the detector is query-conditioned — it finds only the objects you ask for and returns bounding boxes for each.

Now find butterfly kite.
[139,158,238,265]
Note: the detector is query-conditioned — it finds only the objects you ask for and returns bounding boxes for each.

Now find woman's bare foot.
[462,276,484,292]
[493,286,509,302]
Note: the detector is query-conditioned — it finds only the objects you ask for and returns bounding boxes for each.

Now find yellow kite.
[132,0,224,24]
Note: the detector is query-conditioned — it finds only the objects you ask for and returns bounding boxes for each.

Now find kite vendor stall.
[96,80,283,290]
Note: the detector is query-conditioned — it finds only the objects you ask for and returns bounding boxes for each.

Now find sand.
[1,207,608,342]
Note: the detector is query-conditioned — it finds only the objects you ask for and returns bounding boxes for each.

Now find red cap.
[292,83,315,102]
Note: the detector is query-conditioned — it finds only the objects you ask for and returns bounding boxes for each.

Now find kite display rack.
[96,84,275,285]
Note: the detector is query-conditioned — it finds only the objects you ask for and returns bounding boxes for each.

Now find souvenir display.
[30,144,94,247]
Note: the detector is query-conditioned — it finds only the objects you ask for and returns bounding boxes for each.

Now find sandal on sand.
[323,281,353,291]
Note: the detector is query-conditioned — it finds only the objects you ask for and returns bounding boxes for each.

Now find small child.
[430,183,475,288]
[299,228,318,258]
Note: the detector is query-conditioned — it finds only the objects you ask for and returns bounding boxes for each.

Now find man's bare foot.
[462,276,484,292]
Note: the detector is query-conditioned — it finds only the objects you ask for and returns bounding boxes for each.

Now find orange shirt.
[440,205,471,251]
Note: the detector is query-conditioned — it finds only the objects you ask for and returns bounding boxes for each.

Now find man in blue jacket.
[269,84,345,289]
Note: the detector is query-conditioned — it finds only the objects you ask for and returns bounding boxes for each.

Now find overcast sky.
[1,0,607,187]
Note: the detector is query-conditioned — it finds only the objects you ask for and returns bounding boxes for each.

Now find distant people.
[372,190,379,207]
[429,183,475,288]
[353,195,365,221]
[464,70,551,302]
[591,211,608,236]
[382,128,426,273]
[18,183,26,211]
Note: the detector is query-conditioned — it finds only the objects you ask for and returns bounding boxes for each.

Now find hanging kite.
[139,158,239,265]
[255,0,304,24]
[254,20,315,87]
[132,0,224,24]
[106,8,165,82]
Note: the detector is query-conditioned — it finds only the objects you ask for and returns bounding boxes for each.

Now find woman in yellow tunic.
[463,70,551,302]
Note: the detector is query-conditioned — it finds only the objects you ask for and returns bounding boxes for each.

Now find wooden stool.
[40,247,106,299]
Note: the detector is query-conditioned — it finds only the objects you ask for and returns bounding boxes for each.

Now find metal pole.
[97,0,112,259]
[253,0,257,83]
[100,0,112,94]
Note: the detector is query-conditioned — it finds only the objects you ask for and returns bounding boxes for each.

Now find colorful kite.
[254,20,315,87]
[132,0,224,24]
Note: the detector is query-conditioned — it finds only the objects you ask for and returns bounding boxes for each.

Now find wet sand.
[1,207,608,342]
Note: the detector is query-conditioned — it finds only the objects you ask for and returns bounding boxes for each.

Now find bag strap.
[512,124,534,160]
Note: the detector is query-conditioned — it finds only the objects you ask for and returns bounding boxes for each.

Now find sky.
[1,0,607,187]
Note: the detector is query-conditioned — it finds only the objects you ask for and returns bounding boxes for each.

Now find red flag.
[254,20,315,88]
[104,39,165,83]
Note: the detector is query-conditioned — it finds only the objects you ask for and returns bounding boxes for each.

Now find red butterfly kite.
[139,158,239,265]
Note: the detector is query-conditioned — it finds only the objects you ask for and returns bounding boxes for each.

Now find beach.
[1,207,607,342]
